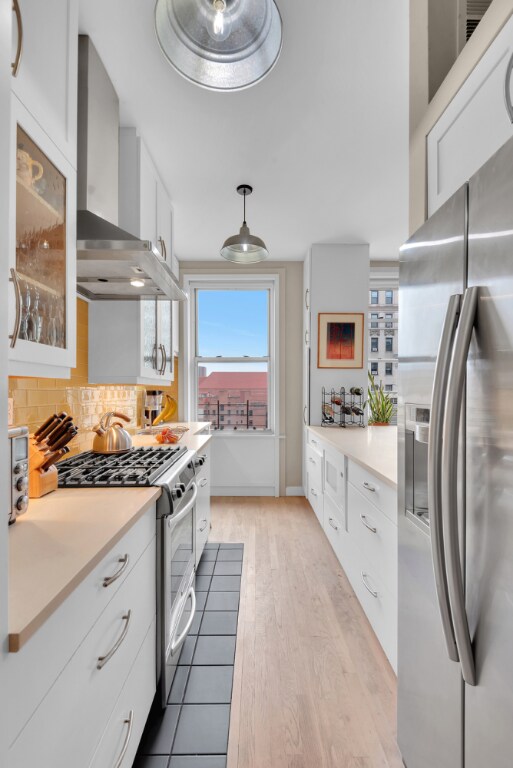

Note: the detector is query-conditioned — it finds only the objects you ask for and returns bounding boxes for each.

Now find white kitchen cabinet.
[89,298,174,385]
[11,0,78,168]
[7,507,156,768]
[427,12,513,216]
[8,97,76,377]
[323,444,345,512]
[195,445,211,566]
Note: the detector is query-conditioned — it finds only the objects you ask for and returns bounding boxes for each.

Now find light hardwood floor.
[211,496,403,768]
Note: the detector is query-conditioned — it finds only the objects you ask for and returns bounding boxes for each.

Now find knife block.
[28,438,58,499]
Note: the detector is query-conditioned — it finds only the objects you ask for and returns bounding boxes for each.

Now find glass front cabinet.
[9,100,76,376]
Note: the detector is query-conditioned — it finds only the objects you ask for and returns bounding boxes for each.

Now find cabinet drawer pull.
[505,52,513,123]
[305,287,310,310]
[9,268,22,348]
[308,457,316,465]
[362,481,376,493]
[310,488,317,497]
[310,438,318,446]
[159,343,167,375]
[360,514,377,533]
[199,477,208,488]
[361,572,378,598]
[97,610,131,669]
[199,518,208,532]
[103,555,129,587]
[328,517,339,531]
[11,0,23,76]
[305,329,309,346]
[113,710,134,768]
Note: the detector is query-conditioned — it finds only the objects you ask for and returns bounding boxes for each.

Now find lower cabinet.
[8,508,157,767]
[195,445,211,566]
[305,429,397,671]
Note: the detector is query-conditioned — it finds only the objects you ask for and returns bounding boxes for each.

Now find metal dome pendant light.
[154,0,283,92]
[221,185,269,264]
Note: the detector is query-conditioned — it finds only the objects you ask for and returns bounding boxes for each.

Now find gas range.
[56,446,188,487]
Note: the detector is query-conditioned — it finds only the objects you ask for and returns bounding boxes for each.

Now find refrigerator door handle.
[429,293,461,662]
[442,286,479,686]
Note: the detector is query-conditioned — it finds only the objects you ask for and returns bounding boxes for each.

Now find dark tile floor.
[135,543,243,768]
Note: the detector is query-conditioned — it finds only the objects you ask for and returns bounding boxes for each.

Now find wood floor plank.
[211,496,403,768]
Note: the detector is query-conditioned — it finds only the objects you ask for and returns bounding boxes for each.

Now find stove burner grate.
[56,446,188,487]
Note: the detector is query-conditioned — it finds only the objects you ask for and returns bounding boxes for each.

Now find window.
[385,362,393,376]
[386,337,393,353]
[188,280,276,432]
[385,290,393,304]
[370,290,379,304]
[385,384,393,392]
[371,313,379,329]
[371,362,378,375]
[371,337,378,353]
[385,313,393,328]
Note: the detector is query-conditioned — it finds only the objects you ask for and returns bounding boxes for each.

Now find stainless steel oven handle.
[442,286,478,686]
[166,482,198,527]
[429,293,461,663]
[170,587,196,655]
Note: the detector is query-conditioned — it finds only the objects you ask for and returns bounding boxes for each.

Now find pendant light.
[154,0,283,92]
[221,185,269,263]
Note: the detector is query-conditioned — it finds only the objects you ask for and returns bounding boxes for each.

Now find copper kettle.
[92,412,132,454]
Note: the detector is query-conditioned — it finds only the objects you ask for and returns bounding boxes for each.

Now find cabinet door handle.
[328,517,339,531]
[103,555,129,588]
[308,457,316,465]
[305,288,310,311]
[9,268,22,348]
[360,514,377,533]
[113,710,134,768]
[305,329,309,346]
[97,610,131,669]
[11,0,23,77]
[159,343,167,375]
[505,52,513,123]
[199,477,208,488]
[362,481,376,493]
[303,405,308,425]
[158,236,167,260]
[310,488,317,497]
[199,518,208,532]
[361,572,378,598]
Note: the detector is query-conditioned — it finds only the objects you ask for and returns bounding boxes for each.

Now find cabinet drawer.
[324,445,345,509]
[307,430,323,452]
[305,443,323,490]
[343,545,397,671]
[6,506,156,745]
[89,618,156,768]
[307,474,323,526]
[9,538,156,768]
[347,459,397,523]
[323,492,347,562]
[347,484,397,599]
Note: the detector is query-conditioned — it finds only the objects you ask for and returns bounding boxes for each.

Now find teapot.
[92,412,132,454]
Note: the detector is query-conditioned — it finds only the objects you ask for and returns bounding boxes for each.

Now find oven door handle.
[170,586,196,656]
[166,482,198,527]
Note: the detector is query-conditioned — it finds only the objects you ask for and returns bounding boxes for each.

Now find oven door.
[160,481,197,706]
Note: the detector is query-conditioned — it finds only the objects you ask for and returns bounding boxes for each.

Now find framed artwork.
[317,313,364,369]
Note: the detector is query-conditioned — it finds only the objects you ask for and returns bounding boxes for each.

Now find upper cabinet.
[9,53,77,377]
[11,0,78,168]
[119,127,174,268]
[427,12,513,216]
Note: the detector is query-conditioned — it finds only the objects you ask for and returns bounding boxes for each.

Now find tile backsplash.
[8,298,180,453]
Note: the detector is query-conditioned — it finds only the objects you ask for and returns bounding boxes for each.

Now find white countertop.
[308,425,397,487]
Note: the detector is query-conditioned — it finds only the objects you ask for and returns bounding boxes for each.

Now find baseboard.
[286,486,305,496]
[211,486,276,497]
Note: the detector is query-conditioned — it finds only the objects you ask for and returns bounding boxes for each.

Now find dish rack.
[321,387,366,428]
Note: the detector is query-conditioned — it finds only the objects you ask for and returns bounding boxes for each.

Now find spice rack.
[321,387,365,428]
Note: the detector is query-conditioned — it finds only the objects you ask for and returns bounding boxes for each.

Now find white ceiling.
[79,0,409,262]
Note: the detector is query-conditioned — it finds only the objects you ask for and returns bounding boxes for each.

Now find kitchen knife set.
[28,412,79,498]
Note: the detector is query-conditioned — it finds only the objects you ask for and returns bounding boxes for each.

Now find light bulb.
[208,0,231,42]
[130,279,145,288]
[242,243,248,252]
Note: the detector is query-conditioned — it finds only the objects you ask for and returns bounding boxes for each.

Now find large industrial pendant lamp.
[221,185,269,264]
[154,0,282,92]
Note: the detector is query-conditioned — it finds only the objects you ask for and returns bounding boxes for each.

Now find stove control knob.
[178,483,186,493]
[194,457,205,467]
[16,495,28,513]
[171,486,183,501]
[16,476,28,493]
[13,463,23,475]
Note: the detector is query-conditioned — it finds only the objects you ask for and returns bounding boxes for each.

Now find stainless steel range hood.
[77,36,186,302]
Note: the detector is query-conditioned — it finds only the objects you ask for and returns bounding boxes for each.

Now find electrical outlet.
[8,397,14,426]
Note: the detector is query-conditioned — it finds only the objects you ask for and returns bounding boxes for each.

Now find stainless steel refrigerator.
[398,133,513,768]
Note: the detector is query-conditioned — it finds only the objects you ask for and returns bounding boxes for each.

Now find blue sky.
[197,290,269,358]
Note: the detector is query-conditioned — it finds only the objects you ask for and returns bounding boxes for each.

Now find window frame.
[183,275,279,436]
[385,336,393,352]
[371,361,378,376]
[385,362,393,376]
[370,289,379,305]
[385,289,394,305]
[370,337,379,353]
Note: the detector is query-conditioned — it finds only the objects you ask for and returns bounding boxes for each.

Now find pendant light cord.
[243,188,246,225]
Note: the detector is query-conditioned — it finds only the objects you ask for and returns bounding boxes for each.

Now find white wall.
[0,0,12,764]
[309,244,370,426]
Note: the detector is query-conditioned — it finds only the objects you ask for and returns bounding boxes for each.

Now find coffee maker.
[143,390,163,430]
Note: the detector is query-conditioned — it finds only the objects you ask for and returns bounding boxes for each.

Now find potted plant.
[367,372,394,426]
